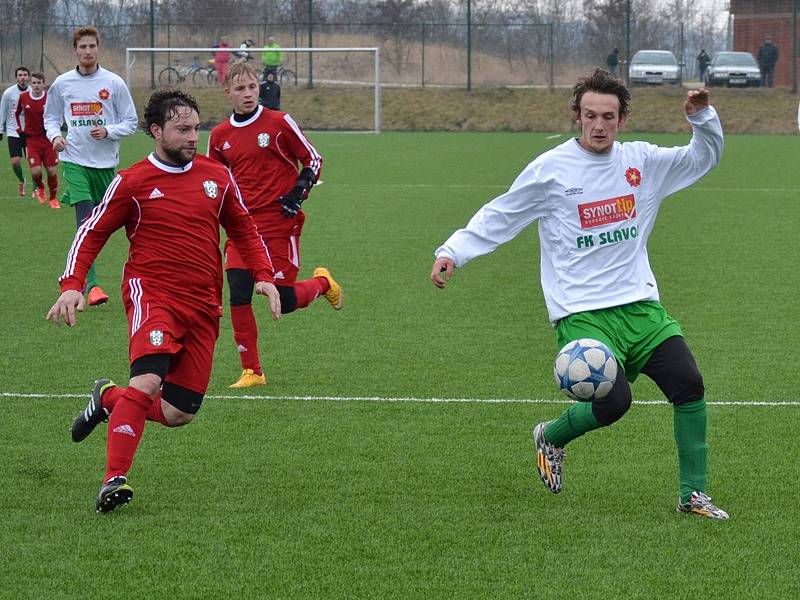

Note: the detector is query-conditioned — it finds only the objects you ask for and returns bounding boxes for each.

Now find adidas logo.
[236,344,247,353]
[222,141,231,150]
[149,187,164,199]
[112,424,136,437]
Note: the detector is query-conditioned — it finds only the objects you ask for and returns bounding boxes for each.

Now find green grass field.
[2,130,799,598]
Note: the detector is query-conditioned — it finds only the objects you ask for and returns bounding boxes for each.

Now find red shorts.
[122,277,220,394]
[26,136,58,168]
[224,213,306,284]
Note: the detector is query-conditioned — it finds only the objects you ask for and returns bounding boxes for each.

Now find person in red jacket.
[208,61,342,389]
[47,89,281,513]
[214,36,231,85]
[15,71,60,208]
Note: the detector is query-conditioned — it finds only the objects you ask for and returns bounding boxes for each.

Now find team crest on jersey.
[625,167,642,187]
[98,88,111,100]
[257,133,270,147]
[149,330,164,347]
[203,180,219,199]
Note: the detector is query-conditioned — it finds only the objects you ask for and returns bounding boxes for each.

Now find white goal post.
[125,47,382,133]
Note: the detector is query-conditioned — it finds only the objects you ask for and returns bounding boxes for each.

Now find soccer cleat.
[35,187,46,204]
[71,378,115,442]
[229,368,267,388]
[96,476,134,513]
[18,180,25,197]
[49,198,61,209]
[533,421,566,494]
[313,267,343,310]
[87,286,109,306]
[677,491,729,520]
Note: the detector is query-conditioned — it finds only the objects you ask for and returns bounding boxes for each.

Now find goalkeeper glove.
[279,186,307,218]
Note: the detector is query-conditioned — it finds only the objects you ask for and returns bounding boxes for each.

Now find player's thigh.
[27,146,44,170]
[8,136,25,158]
[556,311,628,379]
[164,308,220,396]
[60,161,93,205]
[265,235,301,284]
[87,167,115,205]
[621,301,683,380]
[122,278,187,363]
[640,335,704,405]
[43,145,59,169]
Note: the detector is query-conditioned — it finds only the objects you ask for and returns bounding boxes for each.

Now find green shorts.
[556,301,683,383]
[61,161,115,207]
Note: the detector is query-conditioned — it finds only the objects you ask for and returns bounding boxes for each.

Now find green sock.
[85,262,98,293]
[12,164,24,183]
[674,398,708,503]
[544,401,602,447]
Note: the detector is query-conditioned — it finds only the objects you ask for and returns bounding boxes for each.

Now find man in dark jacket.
[606,48,620,76]
[757,36,779,87]
[697,49,710,82]
[259,70,281,110]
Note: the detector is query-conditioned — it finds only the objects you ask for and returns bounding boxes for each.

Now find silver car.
[704,51,761,87]
[628,50,680,86]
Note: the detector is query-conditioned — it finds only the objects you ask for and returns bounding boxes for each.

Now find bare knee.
[129,373,162,397]
[161,400,195,427]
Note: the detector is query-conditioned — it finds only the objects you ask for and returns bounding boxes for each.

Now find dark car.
[704,51,761,87]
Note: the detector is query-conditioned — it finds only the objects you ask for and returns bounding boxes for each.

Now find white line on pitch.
[2,391,798,407]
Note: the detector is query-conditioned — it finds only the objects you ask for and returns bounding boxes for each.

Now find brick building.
[730,0,798,87]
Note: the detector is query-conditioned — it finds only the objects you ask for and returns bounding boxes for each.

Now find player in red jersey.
[208,62,342,389]
[47,90,281,513]
[15,72,60,208]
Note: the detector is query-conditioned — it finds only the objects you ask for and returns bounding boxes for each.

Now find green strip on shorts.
[556,300,683,382]
[60,161,115,207]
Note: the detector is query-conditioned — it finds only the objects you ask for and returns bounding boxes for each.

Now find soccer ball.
[553,338,618,401]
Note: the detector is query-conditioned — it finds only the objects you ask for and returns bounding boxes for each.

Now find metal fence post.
[40,24,45,71]
[466,0,472,91]
[421,22,426,87]
[792,0,797,94]
[549,23,554,88]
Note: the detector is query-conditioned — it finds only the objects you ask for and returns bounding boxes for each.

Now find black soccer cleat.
[96,476,134,513]
[71,378,115,442]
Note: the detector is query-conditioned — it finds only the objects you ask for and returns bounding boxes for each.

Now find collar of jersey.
[148,153,193,173]
[229,105,263,128]
[571,137,618,161]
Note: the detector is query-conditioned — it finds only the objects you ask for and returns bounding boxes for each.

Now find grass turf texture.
[2,131,799,597]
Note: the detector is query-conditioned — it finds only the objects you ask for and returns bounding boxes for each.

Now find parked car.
[628,50,680,86]
[704,51,761,87]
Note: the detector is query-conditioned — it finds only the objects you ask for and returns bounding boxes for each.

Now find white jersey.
[0,84,31,137]
[44,65,137,168]
[436,107,723,324]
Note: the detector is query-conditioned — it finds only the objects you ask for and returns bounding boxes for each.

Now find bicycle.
[263,64,297,87]
[158,56,214,86]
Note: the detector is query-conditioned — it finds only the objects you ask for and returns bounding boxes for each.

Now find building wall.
[733,10,797,86]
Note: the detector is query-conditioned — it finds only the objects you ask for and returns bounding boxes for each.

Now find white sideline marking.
[2,391,798,407]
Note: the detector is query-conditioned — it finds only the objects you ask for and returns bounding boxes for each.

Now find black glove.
[279,186,306,218]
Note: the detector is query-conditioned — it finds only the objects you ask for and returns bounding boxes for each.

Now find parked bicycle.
[158,56,214,86]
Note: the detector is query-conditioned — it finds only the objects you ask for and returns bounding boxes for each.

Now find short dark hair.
[143,89,200,137]
[570,68,632,117]
[73,26,100,48]
[15,66,30,77]
[30,72,45,81]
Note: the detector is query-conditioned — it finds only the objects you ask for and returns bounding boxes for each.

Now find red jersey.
[15,90,46,139]
[208,105,322,235]
[60,153,274,309]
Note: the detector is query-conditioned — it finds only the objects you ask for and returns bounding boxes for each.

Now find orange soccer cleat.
[35,188,47,204]
[313,267,343,310]
[18,180,25,197]
[49,198,61,209]
[87,286,109,306]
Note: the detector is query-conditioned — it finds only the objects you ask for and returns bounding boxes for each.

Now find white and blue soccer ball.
[553,338,618,401]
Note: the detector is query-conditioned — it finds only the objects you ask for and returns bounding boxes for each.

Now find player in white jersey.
[44,26,137,306]
[0,66,31,196]
[431,68,729,520]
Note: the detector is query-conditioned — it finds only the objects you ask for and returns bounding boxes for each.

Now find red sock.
[105,387,153,481]
[101,386,126,412]
[230,304,262,374]
[145,395,170,426]
[294,277,330,309]
[32,171,43,190]
[47,173,58,199]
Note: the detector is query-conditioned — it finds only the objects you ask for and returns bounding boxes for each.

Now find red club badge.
[98,88,111,100]
[625,167,641,187]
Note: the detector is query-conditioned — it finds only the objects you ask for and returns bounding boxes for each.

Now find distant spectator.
[215,36,231,85]
[757,35,779,88]
[235,39,255,62]
[697,49,710,82]
[606,48,620,76]
[262,36,284,79]
[259,70,281,110]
